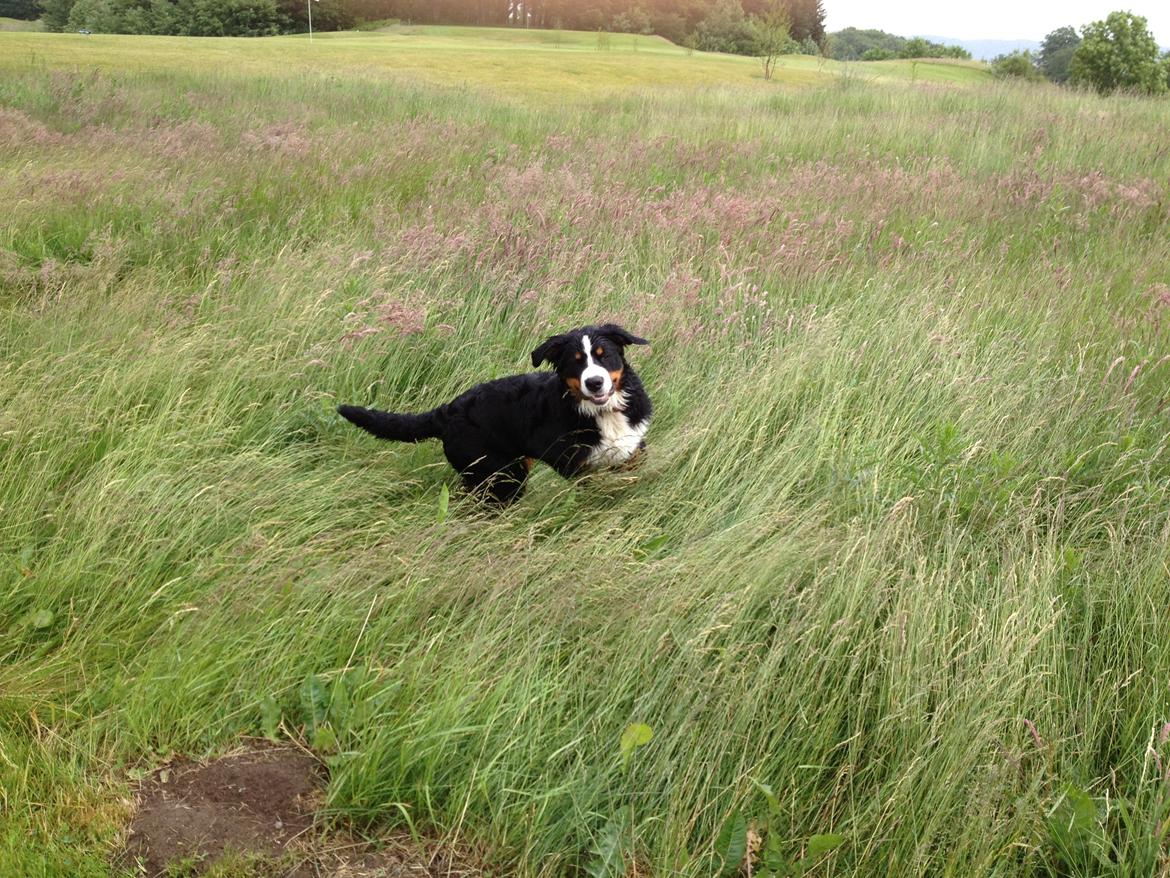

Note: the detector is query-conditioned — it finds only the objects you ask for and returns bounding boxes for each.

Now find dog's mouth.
[586,390,613,406]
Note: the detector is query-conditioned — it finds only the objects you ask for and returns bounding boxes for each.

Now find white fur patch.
[580,391,650,469]
[579,334,612,402]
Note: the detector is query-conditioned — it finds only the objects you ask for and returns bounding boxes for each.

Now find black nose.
[584,376,604,393]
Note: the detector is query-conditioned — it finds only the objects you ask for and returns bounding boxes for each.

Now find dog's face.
[531,324,649,409]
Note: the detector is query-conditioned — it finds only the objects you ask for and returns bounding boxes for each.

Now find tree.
[898,36,933,59]
[748,0,793,79]
[0,0,43,18]
[693,0,757,55]
[1038,25,1080,83]
[278,0,354,32]
[741,0,822,45]
[991,50,1043,81]
[42,0,76,30]
[827,27,904,61]
[611,5,652,35]
[1070,11,1167,95]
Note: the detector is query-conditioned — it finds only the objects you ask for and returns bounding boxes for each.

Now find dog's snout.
[584,376,604,393]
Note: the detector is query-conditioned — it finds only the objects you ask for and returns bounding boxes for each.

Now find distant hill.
[917,36,1041,61]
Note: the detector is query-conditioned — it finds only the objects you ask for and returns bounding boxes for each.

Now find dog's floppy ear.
[531,333,569,368]
[596,324,649,350]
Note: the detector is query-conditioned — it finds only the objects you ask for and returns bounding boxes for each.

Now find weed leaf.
[585,816,625,878]
[619,722,653,760]
[300,674,329,730]
[806,832,844,861]
[259,696,280,741]
[715,810,747,877]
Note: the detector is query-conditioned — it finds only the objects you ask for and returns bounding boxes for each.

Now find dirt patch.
[122,742,480,877]
[124,743,323,876]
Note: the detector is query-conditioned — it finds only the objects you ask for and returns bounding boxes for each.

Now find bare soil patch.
[123,742,477,877]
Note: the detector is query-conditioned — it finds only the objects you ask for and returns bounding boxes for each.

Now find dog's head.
[531,324,649,410]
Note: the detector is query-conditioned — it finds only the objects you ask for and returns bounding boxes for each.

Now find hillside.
[0,25,991,98]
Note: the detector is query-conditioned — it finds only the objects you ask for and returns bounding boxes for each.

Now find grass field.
[0,26,990,99]
[0,16,42,31]
[2,23,1170,878]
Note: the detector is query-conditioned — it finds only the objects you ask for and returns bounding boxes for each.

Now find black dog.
[338,324,652,505]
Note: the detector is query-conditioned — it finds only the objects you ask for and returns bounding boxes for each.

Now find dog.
[338,324,652,505]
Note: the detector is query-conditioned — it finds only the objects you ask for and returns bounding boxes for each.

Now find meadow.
[1,24,1170,878]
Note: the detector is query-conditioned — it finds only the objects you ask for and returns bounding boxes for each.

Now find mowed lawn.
[2,23,1170,878]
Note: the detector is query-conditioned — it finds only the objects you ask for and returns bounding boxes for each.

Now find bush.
[860,47,895,61]
[991,50,1044,81]
[353,17,396,31]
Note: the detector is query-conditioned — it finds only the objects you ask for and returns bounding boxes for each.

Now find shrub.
[991,50,1044,81]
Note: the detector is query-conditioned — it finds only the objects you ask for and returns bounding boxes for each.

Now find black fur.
[338,324,652,505]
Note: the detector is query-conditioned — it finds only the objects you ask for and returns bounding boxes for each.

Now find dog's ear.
[596,324,649,350]
[531,333,569,368]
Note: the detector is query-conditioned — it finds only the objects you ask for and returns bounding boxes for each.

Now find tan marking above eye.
[595,347,604,356]
[575,352,583,361]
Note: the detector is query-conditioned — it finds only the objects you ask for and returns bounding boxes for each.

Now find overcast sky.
[824,1,1170,43]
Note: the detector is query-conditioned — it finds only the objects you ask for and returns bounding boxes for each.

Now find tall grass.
[1,33,1169,877]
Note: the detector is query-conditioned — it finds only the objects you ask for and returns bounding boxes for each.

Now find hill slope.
[0,25,991,98]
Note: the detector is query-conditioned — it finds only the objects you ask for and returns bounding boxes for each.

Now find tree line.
[827,28,970,61]
[21,0,827,49]
[991,12,1170,95]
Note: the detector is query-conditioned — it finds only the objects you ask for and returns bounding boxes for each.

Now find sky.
[824,1,1170,43]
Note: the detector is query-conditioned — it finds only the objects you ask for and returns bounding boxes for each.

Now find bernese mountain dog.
[338,323,652,505]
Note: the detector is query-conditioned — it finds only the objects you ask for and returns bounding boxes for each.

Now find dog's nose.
[584,376,604,393]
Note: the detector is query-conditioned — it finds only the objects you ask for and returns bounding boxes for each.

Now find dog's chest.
[585,409,648,469]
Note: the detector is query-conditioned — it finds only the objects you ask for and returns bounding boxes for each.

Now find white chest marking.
[585,406,649,469]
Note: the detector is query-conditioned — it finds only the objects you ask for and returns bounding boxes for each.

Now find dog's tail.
[337,404,444,443]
